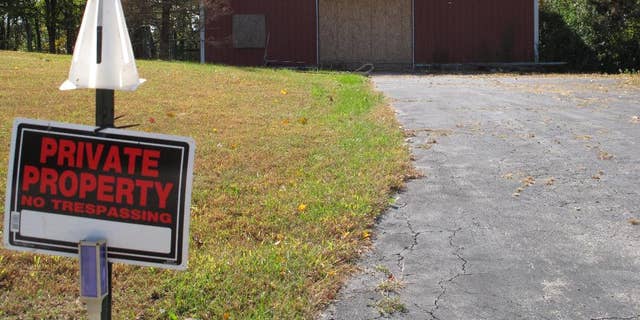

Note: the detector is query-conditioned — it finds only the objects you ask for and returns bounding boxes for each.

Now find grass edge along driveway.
[0,51,412,319]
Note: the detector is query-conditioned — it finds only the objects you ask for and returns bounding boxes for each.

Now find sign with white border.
[3,118,195,270]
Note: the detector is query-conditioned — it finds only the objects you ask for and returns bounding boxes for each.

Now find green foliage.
[540,0,640,72]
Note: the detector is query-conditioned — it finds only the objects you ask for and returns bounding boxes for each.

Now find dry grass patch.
[0,51,411,319]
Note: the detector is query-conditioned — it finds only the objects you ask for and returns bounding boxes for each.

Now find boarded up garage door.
[319,0,412,65]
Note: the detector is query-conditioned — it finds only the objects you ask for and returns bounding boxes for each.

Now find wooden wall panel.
[319,0,412,64]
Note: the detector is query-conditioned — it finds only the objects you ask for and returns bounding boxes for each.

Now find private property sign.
[3,118,195,269]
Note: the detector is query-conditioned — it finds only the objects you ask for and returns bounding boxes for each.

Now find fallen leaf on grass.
[297,203,307,213]
[298,117,308,125]
[280,89,288,95]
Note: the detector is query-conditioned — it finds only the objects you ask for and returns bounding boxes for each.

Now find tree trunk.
[35,14,42,52]
[45,0,58,53]
[12,17,22,51]
[5,14,11,50]
[25,18,33,51]
[0,14,6,50]
[159,0,172,60]
[63,1,76,54]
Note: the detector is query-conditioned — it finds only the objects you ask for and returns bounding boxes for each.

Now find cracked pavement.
[321,75,640,320]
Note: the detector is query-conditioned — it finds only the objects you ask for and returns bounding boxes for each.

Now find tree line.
[0,0,207,61]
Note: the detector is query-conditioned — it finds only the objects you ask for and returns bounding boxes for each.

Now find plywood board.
[319,0,412,64]
[232,14,266,48]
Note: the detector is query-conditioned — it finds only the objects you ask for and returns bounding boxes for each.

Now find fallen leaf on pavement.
[522,176,536,186]
[592,170,604,180]
[575,135,592,141]
[598,150,614,160]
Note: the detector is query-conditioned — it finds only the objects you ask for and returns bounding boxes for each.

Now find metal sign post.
[95,88,114,319]
[95,2,113,318]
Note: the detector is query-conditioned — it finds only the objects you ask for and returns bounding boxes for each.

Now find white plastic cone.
[60,0,145,91]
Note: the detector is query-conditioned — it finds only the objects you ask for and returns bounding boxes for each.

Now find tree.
[158,0,172,60]
[540,0,640,72]
[44,0,57,53]
[60,0,81,53]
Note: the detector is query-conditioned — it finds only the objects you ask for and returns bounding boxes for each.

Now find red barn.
[205,0,539,68]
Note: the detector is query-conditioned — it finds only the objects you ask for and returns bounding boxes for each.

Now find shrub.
[540,0,640,72]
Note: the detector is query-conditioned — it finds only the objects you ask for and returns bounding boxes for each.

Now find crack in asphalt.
[427,228,471,320]
[449,228,469,275]
[393,209,422,272]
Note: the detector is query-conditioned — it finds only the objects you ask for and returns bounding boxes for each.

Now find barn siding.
[414,0,534,64]
[205,0,535,66]
[205,0,317,66]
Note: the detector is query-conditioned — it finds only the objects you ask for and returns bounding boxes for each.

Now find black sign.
[3,119,195,269]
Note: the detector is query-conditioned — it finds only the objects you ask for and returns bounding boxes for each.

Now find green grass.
[375,296,407,315]
[0,51,411,319]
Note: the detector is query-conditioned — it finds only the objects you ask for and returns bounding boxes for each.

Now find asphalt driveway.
[322,75,640,319]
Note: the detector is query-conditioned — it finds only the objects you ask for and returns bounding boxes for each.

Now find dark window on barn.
[233,15,266,49]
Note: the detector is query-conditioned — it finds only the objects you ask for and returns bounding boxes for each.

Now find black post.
[96,0,112,318]
[96,89,114,320]
[96,89,115,128]
[101,262,113,320]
